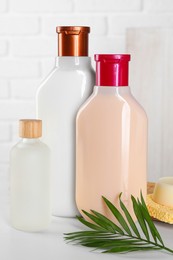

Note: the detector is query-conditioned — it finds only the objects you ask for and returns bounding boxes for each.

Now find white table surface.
[0,192,173,260]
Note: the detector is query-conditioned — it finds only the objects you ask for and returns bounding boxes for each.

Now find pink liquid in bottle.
[76,54,147,222]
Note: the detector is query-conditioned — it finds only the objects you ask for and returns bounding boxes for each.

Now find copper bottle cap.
[19,119,42,138]
[56,26,90,56]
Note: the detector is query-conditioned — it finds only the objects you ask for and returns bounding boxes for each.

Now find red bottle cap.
[95,54,131,86]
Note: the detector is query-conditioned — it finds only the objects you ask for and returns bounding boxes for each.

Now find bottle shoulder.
[37,65,95,93]
[77,88,147,121]
[42,65,94,78]
[11,140,50,153]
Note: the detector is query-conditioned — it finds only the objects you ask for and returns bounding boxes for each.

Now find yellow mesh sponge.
[147,194,173,224]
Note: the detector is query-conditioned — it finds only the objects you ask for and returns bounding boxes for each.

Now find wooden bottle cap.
[19,119,42,138]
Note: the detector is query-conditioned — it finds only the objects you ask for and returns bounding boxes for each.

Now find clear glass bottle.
[36,26,95,217]
[10,119,51,232]
[76,54,147,222]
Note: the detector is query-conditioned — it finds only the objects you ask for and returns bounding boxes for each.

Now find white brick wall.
[0,80,9,98]
[75,0,142,12]
[0,100,35,120]
[0,40,8,56]
[10,0,73,13]
[109,14,173,34]
[11,37,56,57]
[144,0,173,12]
[11,79,40,99]
[0,0,7,12]
[0,123,10,141]
[0,16,40,35]
[42,15,107,35]
[0,0,173,182]
[0,60,41,78]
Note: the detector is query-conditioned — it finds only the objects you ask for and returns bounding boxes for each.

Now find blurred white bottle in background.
[10,119,51,232]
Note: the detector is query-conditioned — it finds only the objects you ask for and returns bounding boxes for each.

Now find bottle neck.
[21,138,40,144]
[55,56,92,69]
[93,86,131,95]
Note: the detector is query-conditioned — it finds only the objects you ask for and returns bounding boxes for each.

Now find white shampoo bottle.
[10,120,51,232]
[36,26,95,217]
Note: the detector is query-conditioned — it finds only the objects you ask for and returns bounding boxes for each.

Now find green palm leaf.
[90,210,124,234]
[76,216,103,231]
[139,192,164,246]
[102,196,132,235]
[131,195,150,241]
[64,193,173,254]
[119,193,141,238]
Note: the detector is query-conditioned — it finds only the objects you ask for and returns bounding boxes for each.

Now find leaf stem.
[160,246,173,254]
[123,232,173,254]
